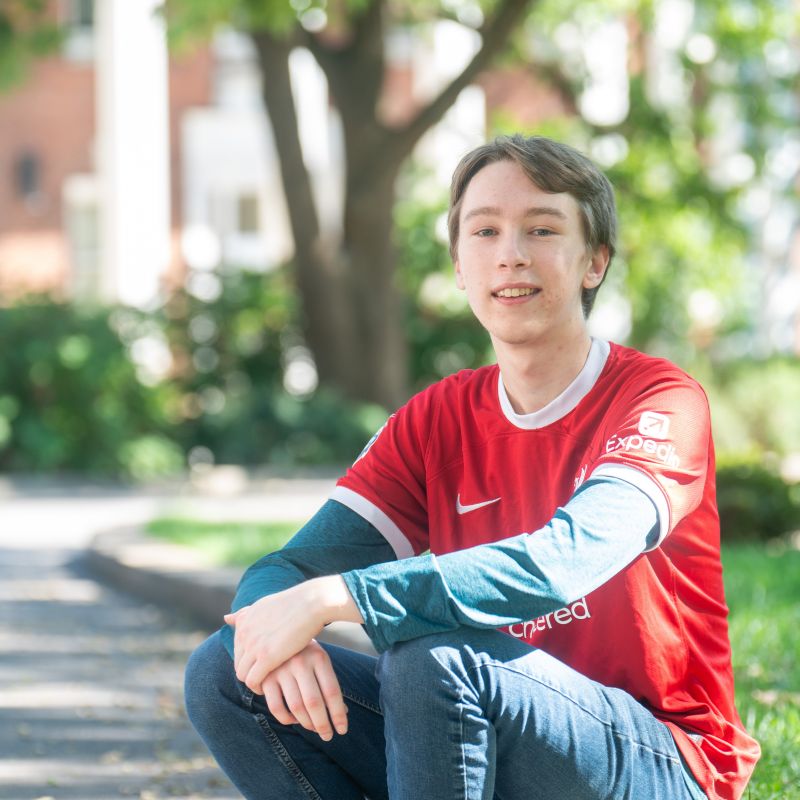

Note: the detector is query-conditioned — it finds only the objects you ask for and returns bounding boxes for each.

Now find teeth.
[496,287,535,297]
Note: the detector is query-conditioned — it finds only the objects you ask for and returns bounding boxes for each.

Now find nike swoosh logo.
[456,494,501,515]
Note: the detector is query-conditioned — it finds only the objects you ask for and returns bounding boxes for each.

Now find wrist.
[311,575,364,626]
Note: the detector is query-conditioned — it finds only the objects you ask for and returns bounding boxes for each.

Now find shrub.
[0,298,180,478]
[702,357,800,458]
[0,276,388,479]
[716,453,800,542]
[155,268,386,467]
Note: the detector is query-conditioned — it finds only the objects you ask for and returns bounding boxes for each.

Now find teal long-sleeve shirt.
[219,474,658,658]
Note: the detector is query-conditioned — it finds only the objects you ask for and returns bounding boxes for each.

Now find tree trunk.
[251,31,363,398]
[343,164,408,407]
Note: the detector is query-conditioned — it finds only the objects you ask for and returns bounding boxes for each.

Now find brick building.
[0,0,215,304]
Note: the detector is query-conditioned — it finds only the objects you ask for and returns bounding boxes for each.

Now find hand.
[224,576,363,694]
[225,582,326,693]
[261,639,349,741]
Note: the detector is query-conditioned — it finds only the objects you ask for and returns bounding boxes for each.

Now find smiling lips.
[492,286,540,299]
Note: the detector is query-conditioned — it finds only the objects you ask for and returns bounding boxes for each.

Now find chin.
[491,329,546,348]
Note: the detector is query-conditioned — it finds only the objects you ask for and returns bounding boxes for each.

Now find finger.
[262,675,299,727]
[313,654,348,736]
[231,611,247,673]
[294,666,334,741]
[225,605,249,626]
[236,649,258,686]
[244,657,272,694]
[233,629,252,680]
[278,674,315,733]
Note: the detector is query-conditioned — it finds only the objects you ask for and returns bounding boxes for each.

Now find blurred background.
[1,0,799,538]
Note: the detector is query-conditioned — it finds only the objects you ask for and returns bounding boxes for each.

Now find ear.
[582,245,609,289]
[454,258,466,290]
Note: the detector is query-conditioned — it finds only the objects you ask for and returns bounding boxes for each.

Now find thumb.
[223,612,238,625]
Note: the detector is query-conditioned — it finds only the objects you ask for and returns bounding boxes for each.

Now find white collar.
[497,338,611,430]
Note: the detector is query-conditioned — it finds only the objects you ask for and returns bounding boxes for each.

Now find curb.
[86,525,376,655]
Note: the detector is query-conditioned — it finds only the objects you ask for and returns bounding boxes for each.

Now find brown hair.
[447,134,617,317]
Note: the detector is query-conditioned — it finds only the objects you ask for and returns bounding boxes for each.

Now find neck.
[494,328,593,415]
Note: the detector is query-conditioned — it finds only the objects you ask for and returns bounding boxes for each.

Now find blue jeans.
[185,628,706,799]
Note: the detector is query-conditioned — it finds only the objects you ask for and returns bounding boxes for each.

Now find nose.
[497,232,530,269]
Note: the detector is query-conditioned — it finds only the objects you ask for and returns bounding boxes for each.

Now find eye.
[530,228,554,237]
[475,228,496,238]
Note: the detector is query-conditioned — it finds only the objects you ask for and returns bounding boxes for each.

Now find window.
[63,174,101,302]
[237,193,260,234]
[66,0,93,29]
[63,0,94,61]
[14,152,41,201]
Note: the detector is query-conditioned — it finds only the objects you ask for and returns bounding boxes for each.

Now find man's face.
[454,159,608,350]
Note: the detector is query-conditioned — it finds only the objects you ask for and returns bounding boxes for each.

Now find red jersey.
[333,340,759,800]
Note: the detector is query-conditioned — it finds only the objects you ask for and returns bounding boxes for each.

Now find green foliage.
[0,299,180,478]
[147,516,299,564]
[160,0,798,405]
[0,1,62,91]
[0,280,389,478]
[4,0,799,481]
[162,0,365,50]
[700,357,800,457]
[722,542,800,799]
[716,454,800,542]
[156,267,387,466]
[608,126,748,357]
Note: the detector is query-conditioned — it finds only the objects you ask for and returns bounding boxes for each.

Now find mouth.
[492,286,540,299]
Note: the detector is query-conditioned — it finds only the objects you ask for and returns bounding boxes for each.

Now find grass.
[722,542,800,799]
[146,517,300,567]
[148,518,800,799]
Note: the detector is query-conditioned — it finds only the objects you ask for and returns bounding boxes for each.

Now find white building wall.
[95,0,171,307]
[181,107,293,270]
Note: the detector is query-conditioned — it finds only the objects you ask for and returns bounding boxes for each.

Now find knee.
[377,632,469,709]
[184,631,238,733]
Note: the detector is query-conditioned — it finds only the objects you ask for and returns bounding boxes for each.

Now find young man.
[185,135,760,800]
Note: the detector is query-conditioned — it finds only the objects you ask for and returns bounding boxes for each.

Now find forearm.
[342,476,658,652]
[229,499,396,607]
[221,499,395,658]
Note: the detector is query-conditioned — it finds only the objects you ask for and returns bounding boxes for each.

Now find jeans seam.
[468,661,681,764]
[342,689,382,716]
[457,685,469,800]
[254,713,323,800]
[238,683,255,710]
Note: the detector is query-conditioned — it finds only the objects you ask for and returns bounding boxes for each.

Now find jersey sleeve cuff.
[329,486,416,560]
[589,464,670,549]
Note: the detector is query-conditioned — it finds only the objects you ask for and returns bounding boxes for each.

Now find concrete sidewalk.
[0,470,371,800]
[0,537,238,799]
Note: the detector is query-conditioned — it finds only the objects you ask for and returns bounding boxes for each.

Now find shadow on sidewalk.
[0,547,237,800]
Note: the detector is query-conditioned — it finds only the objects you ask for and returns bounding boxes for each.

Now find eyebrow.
[462,205,568,222]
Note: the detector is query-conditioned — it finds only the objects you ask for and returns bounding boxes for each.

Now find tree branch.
[528,59,579,116]
[390,0,537,156]
[302,0,385,123]
[251,29,320,248]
